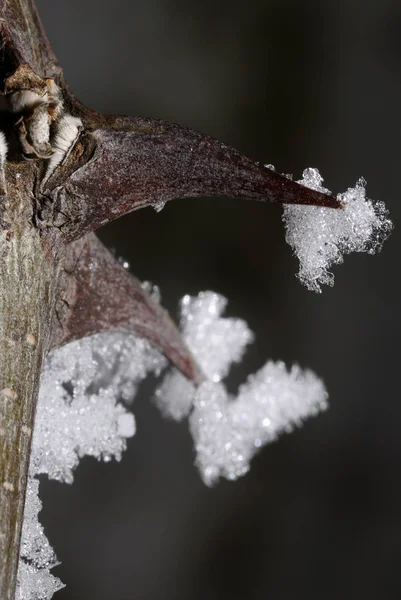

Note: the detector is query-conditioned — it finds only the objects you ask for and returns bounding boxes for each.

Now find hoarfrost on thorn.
[282,168,393,292]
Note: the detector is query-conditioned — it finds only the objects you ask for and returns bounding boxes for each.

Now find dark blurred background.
[36,1,400,599]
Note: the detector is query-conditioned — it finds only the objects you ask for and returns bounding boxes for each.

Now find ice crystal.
[155,292,253,420]
[17,285,341,597]
[17,333,165,600]
[190,364,326,485]
[16,479,63,600]
[156,292,327,485]
[282,168,393,292]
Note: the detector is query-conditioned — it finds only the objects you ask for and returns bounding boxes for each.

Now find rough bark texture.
[0,161,63,600]
[0,0,61,85]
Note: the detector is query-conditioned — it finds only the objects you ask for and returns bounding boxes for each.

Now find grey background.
[36,1,400,599]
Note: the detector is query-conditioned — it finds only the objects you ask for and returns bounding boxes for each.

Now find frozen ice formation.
[155,292,327,486]
[19,290,328,597]
[17,479,63,600]
[17,333,165,600]
[282,168,393,292]
[155,293,253,421]
[190,364,326,485]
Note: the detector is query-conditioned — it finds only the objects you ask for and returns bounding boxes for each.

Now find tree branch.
[0,161,62,600]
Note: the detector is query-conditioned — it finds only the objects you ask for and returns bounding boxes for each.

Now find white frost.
[17,283,340,597]
[155,292,253,421]
[190,364,326,485]
[16,478,63,600]
[155,292,328,485]
[17,333,165,600]
[282,168,393,292]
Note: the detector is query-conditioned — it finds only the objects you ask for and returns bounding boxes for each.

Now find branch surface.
[42,115,340,244]
[52,233,203,383]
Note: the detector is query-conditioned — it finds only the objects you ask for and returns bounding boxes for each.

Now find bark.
[0,0,61,85]
[0,5,61,595]
[0,161,63,600]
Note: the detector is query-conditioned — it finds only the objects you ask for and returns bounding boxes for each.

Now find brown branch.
[0,160,63,600]
[0,3,64,599]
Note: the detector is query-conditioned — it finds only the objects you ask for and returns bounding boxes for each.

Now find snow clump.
[282,168,393,292]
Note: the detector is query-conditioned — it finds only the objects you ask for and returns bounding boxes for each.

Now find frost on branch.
[17,479,62,600]
[18,290,329,597]
[155,293,254,421]
[156,292,328,486]
[191,365,325,485]
[282,168,393,292]
[29,334,165,483]
[17,334,165,600]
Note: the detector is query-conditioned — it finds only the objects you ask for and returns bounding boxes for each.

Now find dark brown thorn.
[42,115,340,244]
[51,233,204,384]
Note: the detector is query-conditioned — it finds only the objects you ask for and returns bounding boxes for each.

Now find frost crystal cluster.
[155,292,327,485]
[17,291,329,598]
[282,168,393,292]
[17,334,165,600]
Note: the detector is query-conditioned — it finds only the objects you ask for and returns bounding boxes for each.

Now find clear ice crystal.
[179,293,253,382]
[190,364,327,485]
[282,168,393,292]
[155,292,253,420]
[155,292,327,485]
[16,562,64,600]
[17,332,165,600]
